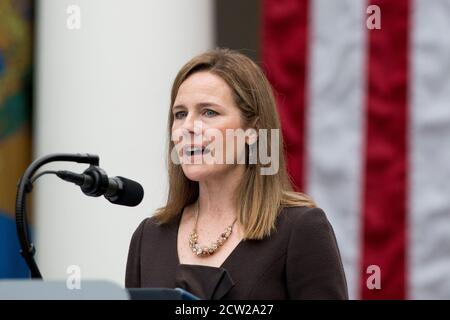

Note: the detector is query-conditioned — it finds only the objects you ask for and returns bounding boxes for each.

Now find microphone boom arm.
[15,153,100,279]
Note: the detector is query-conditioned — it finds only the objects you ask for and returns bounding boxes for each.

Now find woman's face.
[171,71,247,182]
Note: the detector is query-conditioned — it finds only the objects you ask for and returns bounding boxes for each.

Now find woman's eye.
[174,111,187,119]
[203,109,218,117]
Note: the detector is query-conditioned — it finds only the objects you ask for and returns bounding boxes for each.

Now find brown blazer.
[125,206,348,300]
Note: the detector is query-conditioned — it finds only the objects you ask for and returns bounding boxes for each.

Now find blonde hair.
[154,48,315,239]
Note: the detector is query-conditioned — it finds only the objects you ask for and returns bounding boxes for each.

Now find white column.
[34,0,213,285]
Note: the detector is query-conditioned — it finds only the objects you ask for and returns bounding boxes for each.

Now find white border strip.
[410,0,450,299]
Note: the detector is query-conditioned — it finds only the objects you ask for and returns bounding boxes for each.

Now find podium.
[0,280,199,300]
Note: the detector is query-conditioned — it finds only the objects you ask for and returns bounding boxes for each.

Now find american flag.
[263,0,450,299]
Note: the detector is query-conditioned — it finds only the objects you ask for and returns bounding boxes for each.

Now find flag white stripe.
[410,0,450,299]
[306,0,366,299]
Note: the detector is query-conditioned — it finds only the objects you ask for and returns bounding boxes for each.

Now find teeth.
[185,146,206,156]
[187,146,203,152]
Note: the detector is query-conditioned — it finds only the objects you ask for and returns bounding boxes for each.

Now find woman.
[125,48,348,299]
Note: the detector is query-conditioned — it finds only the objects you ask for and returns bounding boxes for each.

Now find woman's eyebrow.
[196,102,222,108]
[172,104,185,111]
[172,102,222,110]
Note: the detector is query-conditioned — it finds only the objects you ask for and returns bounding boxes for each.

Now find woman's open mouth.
[183,145,211,157]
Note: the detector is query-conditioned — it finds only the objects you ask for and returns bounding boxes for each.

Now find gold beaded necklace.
[188,201,238,257]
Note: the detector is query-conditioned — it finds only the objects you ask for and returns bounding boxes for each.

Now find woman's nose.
[181,114,195,133]
[181,114,202,135]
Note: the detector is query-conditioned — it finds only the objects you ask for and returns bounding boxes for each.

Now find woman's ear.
[245,117,259,145]
[246,129,258,146]
[251,116,260,130]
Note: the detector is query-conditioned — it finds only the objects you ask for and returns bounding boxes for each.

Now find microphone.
[56,165,144,207]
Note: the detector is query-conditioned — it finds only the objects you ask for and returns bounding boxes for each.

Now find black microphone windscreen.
[108,176,144,207]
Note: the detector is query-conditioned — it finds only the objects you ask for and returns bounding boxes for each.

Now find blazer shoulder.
[133,214,180,246]
[280,206,330,229]
[283,206,348,299]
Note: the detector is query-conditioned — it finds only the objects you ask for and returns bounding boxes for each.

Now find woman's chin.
[181,164,222,182]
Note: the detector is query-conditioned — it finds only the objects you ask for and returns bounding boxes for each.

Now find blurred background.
[1,0,449,300]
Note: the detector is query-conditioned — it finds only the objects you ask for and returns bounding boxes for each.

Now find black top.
[125,206,348,299]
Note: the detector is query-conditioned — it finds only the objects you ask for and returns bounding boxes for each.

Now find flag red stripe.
[262,0,310,191]
[361,0,410,299]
